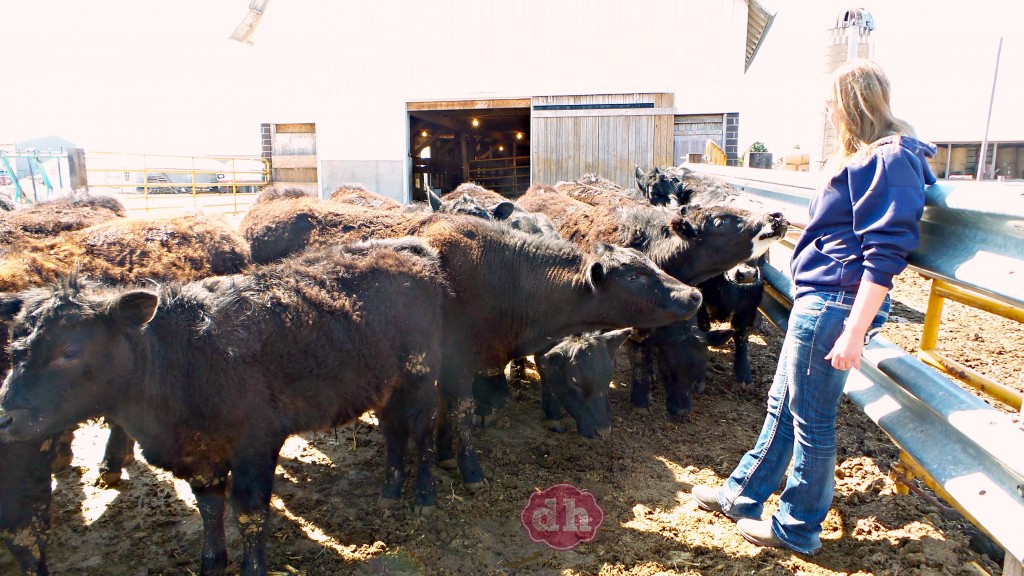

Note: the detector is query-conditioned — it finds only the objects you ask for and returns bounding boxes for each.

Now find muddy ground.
[2,270,1020,576]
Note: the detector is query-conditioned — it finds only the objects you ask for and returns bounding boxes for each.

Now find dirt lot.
[3,270,1020,576]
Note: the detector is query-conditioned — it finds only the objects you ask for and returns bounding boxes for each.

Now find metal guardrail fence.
[79,152,270,218]
[693,164,1024,569]
[84,152,269,196]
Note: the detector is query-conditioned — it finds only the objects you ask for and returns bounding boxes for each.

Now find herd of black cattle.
[0,166,788,576]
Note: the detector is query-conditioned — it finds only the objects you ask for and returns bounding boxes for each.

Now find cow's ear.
[600,327,633,352]
[586,261,606,289]
[491,201,515,221]
[427,188,443,212]
[635,165,647,192]
[0,293,24,322]
[111,290,159,328]
[671,216,700,240]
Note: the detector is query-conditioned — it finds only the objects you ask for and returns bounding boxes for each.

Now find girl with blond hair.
[691,58,937,555]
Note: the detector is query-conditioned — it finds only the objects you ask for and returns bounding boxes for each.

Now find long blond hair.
[829,59,914,166]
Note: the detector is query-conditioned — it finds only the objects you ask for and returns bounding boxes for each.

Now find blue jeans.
[717,290,889,554]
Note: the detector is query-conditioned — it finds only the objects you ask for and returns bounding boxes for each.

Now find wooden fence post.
[67,148,88,191]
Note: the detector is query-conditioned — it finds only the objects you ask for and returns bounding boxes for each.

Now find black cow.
[0,437,54,575]
[437,186,578,428]
[240,201,704,488]
[428,188,515,221]
[696,257,766,385]
[1,211,251,576]
[627,319,735,416]
[637,165,773,386]
[437,186,637,438]
[634,165,746,208]
[0,239,447,576]
[535,328,632,438]
[519,186,787,417]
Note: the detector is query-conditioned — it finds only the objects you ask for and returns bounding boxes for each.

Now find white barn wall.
[248,0,752,195]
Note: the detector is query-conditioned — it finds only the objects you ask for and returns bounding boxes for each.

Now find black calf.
[697,257,766,385]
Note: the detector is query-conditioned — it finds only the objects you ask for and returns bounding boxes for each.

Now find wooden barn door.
[673,114,725,164]
[530,93,674,189]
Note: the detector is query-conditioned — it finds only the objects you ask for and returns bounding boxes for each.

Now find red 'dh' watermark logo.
[520,483,604,550]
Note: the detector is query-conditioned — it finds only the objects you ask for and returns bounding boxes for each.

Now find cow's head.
[505,210,560,239]
[0,281,158,442]
[427,190,514,221]
[583,243,702,329]
[649,319,734,419]
[724,260,762,285]
[667,204,787,285]
[635,166,690,207]
[537,328,631,438]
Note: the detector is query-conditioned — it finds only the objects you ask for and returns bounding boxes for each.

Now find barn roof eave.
[745,0,776,73]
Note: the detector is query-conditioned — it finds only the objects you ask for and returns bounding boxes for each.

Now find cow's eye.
[61,346,82,361]
[627,274,641,282]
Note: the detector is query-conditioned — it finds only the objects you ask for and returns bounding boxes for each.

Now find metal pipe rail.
[694,164,1024,568]
[83,152,269,196]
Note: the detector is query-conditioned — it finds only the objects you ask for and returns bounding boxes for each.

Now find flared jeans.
[717,290,889,554]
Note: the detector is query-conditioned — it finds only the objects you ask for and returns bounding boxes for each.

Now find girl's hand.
[825,329,866,371]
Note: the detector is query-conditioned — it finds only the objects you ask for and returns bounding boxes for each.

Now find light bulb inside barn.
[516,132,524,140]
[471,117,480,128]
[498,145,504,152]
[420,129,428,137]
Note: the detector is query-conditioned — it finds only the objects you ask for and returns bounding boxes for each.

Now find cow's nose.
[689,290,703,308]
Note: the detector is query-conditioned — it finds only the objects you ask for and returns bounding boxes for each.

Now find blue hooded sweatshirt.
[790,134,937,299]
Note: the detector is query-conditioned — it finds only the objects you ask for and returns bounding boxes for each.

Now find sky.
[2,1,1021,158]
[740,0,1024,155]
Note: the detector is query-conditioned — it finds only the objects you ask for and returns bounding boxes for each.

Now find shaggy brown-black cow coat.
[440,184,558,239]
[252,186,314,204]
[555,174,647,209]
[0,194,126,248]
[240,198,704,487]
[0,240,447,576]
[0,212,250,576]
[440,183,511,208]
[1,212,250,293]
[328,184,403,210]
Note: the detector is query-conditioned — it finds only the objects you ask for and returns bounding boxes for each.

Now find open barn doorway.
[407,99,531,202]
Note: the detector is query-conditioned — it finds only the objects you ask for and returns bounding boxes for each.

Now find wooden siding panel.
[275,123,316,134]
[654,113,674,166]
[531,93,674,188]
[580,116,599,179]
[407,99,531,111]
[638,116,656,182]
